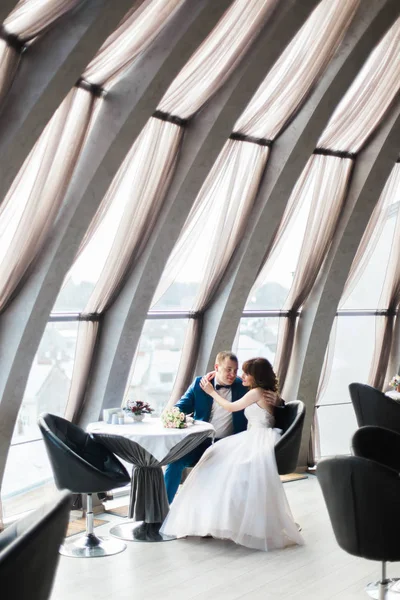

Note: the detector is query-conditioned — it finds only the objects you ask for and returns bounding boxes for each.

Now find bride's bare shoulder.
[243,388,260,401]
[254,388,274,414]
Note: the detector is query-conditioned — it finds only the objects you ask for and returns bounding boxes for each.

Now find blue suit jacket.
[175,376,247,434]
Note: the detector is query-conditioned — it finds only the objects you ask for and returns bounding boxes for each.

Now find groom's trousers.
[164,438,214,504]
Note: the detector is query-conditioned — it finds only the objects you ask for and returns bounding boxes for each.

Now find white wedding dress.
[160,402,304,551]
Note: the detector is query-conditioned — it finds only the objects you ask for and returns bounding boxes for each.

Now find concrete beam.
[80,0,322,425]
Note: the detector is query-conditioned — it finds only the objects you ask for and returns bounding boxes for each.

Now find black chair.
[38,413,131,558]
[317,455,400,600]
[274,401,306,532]
[182,401,306,485]
[274,400,306,475]
[352,425,400,472]
[352,425,400,597]
[0,490,71,600]
[349,382,400,434]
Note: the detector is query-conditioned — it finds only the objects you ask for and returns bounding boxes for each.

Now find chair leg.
[365,561,400,600]
[59,493,127,558]
[379,562,387,600]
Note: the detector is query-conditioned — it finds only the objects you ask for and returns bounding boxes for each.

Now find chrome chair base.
[110,520,176,543]
[60,532,127,557]
[366,578,400,599]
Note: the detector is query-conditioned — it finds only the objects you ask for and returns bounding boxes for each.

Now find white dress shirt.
[209,377,233,438]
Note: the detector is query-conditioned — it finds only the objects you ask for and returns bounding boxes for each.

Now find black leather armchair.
[317,455,400,600]
[352,424,400,597]
[274,400,305,475]
[349,382,400,434]
[38,413,130,557]
[352,425,400,472]
[0,490,71,600]
[182,401,306,485]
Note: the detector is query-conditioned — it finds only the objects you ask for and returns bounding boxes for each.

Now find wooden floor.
[50,476,390,600]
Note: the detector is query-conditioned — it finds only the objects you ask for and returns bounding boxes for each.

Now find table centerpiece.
[389,374,400,393]
[124,399,154,422]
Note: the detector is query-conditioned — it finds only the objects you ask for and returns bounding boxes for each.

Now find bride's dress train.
[160,403,304,551]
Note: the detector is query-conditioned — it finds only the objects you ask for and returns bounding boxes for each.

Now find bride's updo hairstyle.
[242,358,278,392]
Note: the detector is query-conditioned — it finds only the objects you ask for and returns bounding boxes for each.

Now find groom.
[164,351,247,503]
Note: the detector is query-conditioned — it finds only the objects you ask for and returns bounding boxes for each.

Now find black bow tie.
[215,383,232,390]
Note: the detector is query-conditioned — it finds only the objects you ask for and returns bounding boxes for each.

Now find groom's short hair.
[215,351,238,365]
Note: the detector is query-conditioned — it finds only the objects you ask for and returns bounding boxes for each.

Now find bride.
[160,357,304,551]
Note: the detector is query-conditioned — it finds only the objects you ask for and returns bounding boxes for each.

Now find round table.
[87,417,215,542]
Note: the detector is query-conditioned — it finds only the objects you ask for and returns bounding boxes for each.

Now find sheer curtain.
[157,0,278,119]
[274,155,354,386]
[64,320,99,423]
[0,0,82,109]
[153,0,360,403]
[368,164,400,389]
[318,21,400,153]
[309,318,338,465]
[0,0,186,313]
[82,0,184,90]
[159,140,270,404]
[0,40,20,110]
[234,0,359,139]
[64,0,279,421]
[339,164,400,311]
[4,0,82,40]
[154,0,360,303]
[152,140,270,306]
[63,0,278,282]
[253,17,400,318]
[84,119,183,314]
[273,17,400,392]
[0,87,94,311]
[309,165,400,463]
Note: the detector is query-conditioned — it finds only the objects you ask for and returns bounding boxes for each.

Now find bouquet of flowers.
[123,399,154,416]
[389,374,400,389]
[161,406,193,429]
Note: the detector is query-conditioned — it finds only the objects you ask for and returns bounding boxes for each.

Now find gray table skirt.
[91,429,213,523]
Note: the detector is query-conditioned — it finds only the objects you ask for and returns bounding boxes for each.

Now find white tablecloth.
[87,418,215,463]
[385,390,400,402]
